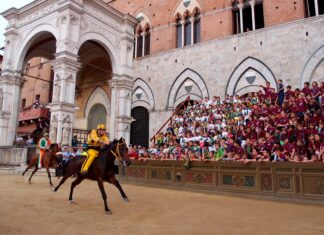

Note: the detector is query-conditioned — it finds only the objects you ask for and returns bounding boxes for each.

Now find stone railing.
[0,145,37,167]
[120,160,324,204]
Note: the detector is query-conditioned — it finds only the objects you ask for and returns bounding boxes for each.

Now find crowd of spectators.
[129,80,324,163]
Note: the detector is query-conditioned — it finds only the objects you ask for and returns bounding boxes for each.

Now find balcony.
[19,107,50,121]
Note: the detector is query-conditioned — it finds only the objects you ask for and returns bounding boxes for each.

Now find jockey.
[81,124,110,175]
[38,132,51,168]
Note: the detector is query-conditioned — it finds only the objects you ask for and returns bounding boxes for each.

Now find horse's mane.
[101,139,119,153]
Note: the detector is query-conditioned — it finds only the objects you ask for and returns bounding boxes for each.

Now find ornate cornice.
[109,77,134,90]
[0,73,24,86]
[52,56,81,72]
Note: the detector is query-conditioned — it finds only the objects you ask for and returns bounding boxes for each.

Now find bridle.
[110,142,126,161]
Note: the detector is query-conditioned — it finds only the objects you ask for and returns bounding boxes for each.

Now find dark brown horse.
[22,143,60,186]
[53,138,131,214]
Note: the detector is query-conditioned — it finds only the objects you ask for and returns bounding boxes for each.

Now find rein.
[110,143,125,161]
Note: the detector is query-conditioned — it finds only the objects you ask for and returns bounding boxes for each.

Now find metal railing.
[150,96,190,144]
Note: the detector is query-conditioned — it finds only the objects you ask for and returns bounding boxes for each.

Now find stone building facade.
[0,0,323,147]
[109,0,324,146]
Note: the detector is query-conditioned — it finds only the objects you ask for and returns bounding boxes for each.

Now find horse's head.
[110,138,131,166]
[49,143,60,153]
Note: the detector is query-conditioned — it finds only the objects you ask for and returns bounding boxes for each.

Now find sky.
[0,0,34,54]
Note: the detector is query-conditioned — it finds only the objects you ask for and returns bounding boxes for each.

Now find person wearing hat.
[38,132,51,168]
[80,124,110,175]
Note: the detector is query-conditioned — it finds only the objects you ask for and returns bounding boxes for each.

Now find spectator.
[71,135,79,147]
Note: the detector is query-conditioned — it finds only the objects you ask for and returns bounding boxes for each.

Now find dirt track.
[0,172,324,235]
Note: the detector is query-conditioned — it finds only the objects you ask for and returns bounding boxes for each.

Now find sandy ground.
[0,172,324,235]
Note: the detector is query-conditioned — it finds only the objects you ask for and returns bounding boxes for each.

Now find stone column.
[142,31,146,57]
[134,34,138,58]
[239,4,244,33]
[314,0,319,16]
[49,53,81,145]
[249,0,256,30]
[181,20,185,47]
[0,71,23,145]
[109,78,133,144]
[190,17,195,45]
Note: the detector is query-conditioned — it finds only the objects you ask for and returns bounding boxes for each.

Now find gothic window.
[136,28,143,58]
[135,24,151,58]
[184,14,192,46]
[176,15,182,48]
[144,26,151,56]
[193,11,201,44]
[232,0,264,34]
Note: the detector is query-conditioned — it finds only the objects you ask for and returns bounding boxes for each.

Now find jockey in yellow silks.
[81,124,110,175]
[38,132,51,168]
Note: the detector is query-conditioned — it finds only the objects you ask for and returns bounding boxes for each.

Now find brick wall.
[107,0,308,54]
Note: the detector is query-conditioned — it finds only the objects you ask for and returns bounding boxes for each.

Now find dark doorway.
[130,107,149,147]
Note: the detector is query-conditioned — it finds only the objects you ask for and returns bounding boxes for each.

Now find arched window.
[136,28,143,58]
[176,15,182,48]
[144,26,150,56]
[184,14,191,46]
[88,104,107,131]
[193,11,201,44]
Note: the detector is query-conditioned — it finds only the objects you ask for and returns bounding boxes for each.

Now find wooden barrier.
[120,160,324,204]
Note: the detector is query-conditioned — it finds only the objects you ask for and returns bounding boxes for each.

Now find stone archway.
[226,57,277,96]
[0,0,136,146]
[300,44,324,87]
[76,87,111,131]
[167,68,209,109]
[132,78,155,111]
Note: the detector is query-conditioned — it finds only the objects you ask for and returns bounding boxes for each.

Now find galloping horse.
[22,143,60,186]
[53,138,131,214]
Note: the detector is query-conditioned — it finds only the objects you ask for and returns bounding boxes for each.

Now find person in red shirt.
[294,140,307,159]
[302,82,312,97]
[283,138,295,159]
[262,81,272,98]
[285,85,295,101]
[311,81,321,103]
[128,145,139,159]
[277,111,289,128]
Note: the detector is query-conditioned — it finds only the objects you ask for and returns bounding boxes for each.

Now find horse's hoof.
[106,210,112,215]
[28,181,32,184]
[123,197,130,202]
[69,200,74,204]
[52,188,56,192]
